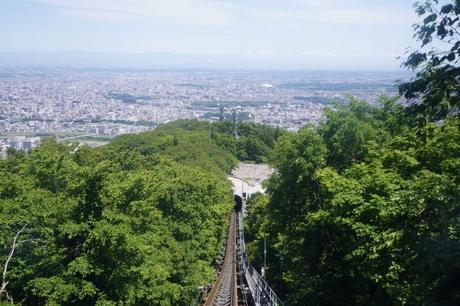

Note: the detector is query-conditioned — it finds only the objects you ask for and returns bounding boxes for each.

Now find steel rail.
[204,213,238,306]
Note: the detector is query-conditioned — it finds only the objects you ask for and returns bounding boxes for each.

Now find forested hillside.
[108,119,283,169]
[0,118,282,305]
[0,139,232,305]
[245,98,459,305]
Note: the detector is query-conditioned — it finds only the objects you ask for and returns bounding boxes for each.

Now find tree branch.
[0,223,28,303]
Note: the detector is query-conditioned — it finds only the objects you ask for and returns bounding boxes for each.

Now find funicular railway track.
[203,212,238,306]
[200,191,283,306]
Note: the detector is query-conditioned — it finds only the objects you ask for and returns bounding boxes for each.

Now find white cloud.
[33,0,236,25]
[250,3,415,26]
[310,8,416,26]
[32,0,417,29]
[62,8,136,22]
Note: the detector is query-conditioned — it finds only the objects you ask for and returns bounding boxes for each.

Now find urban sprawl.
[0,68,407,155]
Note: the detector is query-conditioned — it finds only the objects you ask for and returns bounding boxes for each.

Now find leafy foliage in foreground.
[245,98,460,305]
[399,0,459,123]
[0,127,235,305]
[0,118,280,305]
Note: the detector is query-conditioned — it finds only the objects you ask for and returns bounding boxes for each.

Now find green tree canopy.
[400,0,460,123]
[0,127,235,305]
[244,98,460,305]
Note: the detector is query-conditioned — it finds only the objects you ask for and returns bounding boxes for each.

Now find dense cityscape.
[0,68,409,153]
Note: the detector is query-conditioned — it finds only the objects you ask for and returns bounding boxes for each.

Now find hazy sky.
[0,0,419,69]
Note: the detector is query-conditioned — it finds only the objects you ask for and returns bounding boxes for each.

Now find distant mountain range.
[0,51,405,71]
[0,51,232,69]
